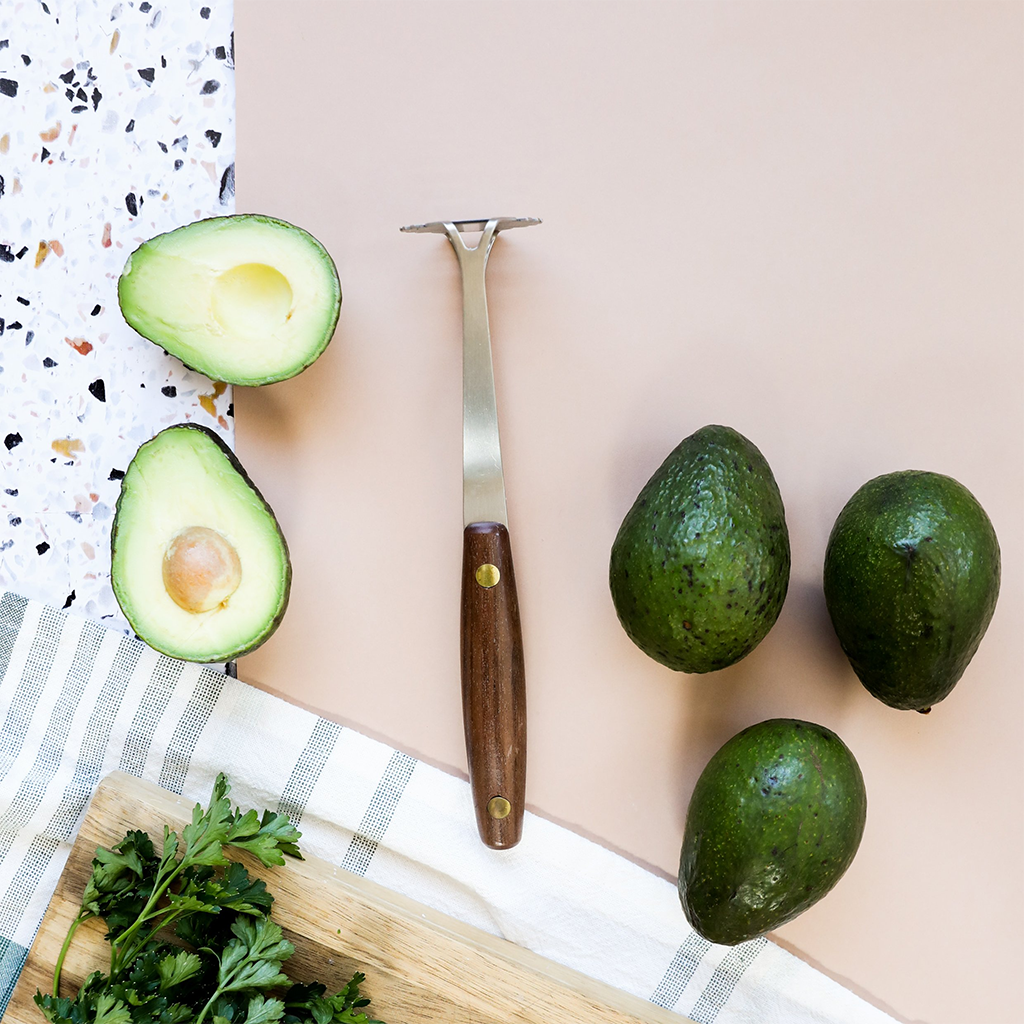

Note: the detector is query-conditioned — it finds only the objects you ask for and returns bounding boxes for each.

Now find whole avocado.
[823,471,1000,712]
[679,719,867,945]
[609,425,790,673]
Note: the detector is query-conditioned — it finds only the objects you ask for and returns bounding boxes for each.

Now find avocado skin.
[679,719,866,945]
[110,423,292,662]
[823,471,1000,712]
[609,425,790,673]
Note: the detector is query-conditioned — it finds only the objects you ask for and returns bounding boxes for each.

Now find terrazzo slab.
[0,0,235,633]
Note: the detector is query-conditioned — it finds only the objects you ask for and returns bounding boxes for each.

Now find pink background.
[232,4,1023,1022]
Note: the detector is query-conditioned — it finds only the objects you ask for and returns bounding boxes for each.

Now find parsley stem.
[195,985,226,1024]
[114,905,190,977]
[109,851,191,977]
[52,910,89,997]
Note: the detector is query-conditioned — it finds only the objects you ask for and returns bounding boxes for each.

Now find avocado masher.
[401,217,540,849]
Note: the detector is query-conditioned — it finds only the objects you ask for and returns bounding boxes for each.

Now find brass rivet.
[475,563,500,588]
[487,795,512,819]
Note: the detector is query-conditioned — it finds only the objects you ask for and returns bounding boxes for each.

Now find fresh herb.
[35,775,384,1024]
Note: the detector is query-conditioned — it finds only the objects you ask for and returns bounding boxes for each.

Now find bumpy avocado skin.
[679,719,867,946]
[609,425,790,673]
[823,471,1000,712]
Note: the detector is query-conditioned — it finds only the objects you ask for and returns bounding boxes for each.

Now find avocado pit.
[162,526,242,613]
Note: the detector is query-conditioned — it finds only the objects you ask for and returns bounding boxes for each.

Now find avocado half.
[118,214,341,386]
[111,424,291,663]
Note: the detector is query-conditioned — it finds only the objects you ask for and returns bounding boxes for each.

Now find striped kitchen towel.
[0,592,897,1024]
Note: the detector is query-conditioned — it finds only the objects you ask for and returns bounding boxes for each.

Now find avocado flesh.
[823,470,1000,711]
[609,424,790,673]
[679,719,867,945]
[118,214,341,386]
[111,424,291,663]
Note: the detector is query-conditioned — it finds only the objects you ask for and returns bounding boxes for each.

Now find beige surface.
[231,3,1024,1023]
[4,773,690,1024]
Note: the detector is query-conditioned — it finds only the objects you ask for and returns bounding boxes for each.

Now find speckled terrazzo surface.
[0,0,235,632]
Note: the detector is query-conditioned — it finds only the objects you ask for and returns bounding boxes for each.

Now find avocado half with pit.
[118,214,341,385]
[111,424,291,663]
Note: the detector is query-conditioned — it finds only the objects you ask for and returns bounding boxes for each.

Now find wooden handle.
[461,521,527,849]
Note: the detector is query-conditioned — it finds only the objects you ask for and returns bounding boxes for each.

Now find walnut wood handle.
[461,521,526,849]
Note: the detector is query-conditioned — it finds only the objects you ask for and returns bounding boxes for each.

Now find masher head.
[401,217,541,235]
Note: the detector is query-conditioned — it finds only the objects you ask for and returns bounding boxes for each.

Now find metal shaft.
[443,220,508,527]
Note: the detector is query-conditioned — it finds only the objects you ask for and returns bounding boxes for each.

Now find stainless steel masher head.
[401,216,541,849]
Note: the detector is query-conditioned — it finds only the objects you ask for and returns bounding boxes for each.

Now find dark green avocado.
[679,719,867,945]
[111,424,291,663]
[609,425,790,673]
[823,471,1000,712]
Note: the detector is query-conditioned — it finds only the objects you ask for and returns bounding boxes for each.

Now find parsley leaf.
[157,951,203,992]
[226,811,302,868]
[210,917,292,1000]
[93,992,133,1024]
[238,995,285,1024]
[281,977,383,1024]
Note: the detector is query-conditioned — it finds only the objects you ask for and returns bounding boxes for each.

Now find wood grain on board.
[3,773,693,1024]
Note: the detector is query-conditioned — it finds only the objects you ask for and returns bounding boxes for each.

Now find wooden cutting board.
[3,773,692,1024]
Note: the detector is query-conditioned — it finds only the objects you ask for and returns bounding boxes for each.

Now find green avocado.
[118,214,341,386]
[823,470,1000,712]
[111,424,291,663]
[609,425,790,673]
[679,719,867,945]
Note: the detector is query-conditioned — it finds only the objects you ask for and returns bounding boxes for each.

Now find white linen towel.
[0,592,897,1024]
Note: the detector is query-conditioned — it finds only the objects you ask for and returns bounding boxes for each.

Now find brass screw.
[475,563,500,588]
[487,795,512,819]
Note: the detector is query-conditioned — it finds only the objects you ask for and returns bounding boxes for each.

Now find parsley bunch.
[35,775,384,1024]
